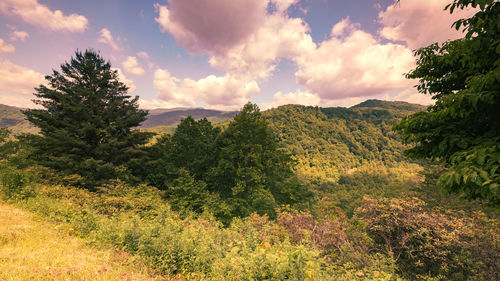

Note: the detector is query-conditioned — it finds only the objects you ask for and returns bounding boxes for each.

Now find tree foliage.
[142,103,311,222]
[394,0,500,205]
[23,50,152,187]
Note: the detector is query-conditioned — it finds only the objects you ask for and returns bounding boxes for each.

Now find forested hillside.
[1,0,499,277]
[265,101,426,183]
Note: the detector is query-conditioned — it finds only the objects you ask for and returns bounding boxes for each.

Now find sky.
[0,0,475,110]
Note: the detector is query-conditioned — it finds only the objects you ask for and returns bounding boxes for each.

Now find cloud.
[154,0,268,55]
[393,88,434,105]
[98,28,120,51]
[113,68,136,93]
[154,68,260,109]
[152,0,456,107]
[378,0,476,49]
[122,56,145,75]
[6,25,29,42]
[9,30,29,42]
[263,89,320,109]
[0,58,45,97]
[209,13,315,79]
[0,38,15,54]
[294,18,415,101]
[0,0,88,32]
[138,98,184,110]
[136,51,149,60]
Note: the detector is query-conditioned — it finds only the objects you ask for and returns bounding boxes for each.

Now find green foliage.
[265,103,423,184]
[142,103,312,222]
[210,103,312,219]
[317,163,424,217]
[22,50,153,188]
[0,165,37,200]
[394,0,500,205]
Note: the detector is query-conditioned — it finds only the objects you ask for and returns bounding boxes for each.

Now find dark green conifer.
[23,49,152,187]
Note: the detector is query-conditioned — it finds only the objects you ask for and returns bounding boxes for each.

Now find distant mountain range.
[0,99,426,137]
[140,108,238,128]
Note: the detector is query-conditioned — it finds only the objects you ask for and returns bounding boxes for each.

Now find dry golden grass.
[0,202,173,281]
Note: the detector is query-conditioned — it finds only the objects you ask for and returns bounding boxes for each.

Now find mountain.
[0,104,38,134]
[140,108,238,128]
[263,101,427,183]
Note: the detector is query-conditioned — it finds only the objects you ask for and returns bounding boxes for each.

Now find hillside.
[264,101,427,183]
[140,108,237,128]
[0,104,38,135]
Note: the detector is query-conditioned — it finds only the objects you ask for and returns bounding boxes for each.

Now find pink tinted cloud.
[263,89,320,109]
[98,28,120,51]
[378,0,476,49]
[0,0,88,32]
[154,0,268,55]
[295,18,415,101]
[0,58,44,97]
[154,68,260,109]
[0,38,16,54]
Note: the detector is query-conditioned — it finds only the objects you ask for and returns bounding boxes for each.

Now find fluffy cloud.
[209,14,315,79]
[98,28,120,51]
[0,38,15,54]
[378,0,475,49]
[152,0,463,108]
[9,30,29,42]
[122,56,145,75]
[0,58,45,97]
[154,0,268,54]
[263,89,320,109]
[154,68,260,109]
[6,25,29,42]
[0,0,88,32]
[295,18,415,100]
[113,68,136,93]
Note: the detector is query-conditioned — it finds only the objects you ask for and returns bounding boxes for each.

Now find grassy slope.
[0,202,169,281]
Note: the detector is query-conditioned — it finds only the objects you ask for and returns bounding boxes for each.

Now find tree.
[140,117,220,189]
[210,103,312,218]
[394,0,500,205]
[23,50,152,187]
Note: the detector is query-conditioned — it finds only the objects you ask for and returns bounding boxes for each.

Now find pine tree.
[23,50,152,187]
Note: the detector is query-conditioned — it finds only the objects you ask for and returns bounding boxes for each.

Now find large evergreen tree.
[395,0,499,205]
[23,50,152,187]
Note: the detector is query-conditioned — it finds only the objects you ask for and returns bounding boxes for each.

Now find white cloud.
[154,68,260,110]
[0,58,45,97]
[0,0,88,32]
[263,89,320,109]
[209,13,315,79]
[98,28,120,51]
[295,18,416,101]
[151,0,460,108]
[378,0,476,49]
[9,30,29,42]
[122,56,144,75]
[0,38,15,54]
[113,68,136,93]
